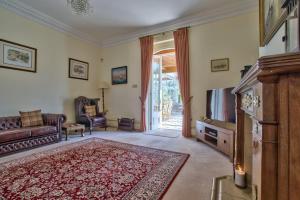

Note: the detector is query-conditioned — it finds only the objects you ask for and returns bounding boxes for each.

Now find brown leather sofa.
[0,114,66,156]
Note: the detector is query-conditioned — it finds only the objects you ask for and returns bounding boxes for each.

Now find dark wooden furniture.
[0,114,66,156]
[74,96,107,134]
[232,52,300,200]
[196,120,235,161]
[62,123,85,141]
[118,118,135,131]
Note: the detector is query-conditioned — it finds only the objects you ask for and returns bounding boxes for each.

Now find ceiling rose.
[67,0,93,15]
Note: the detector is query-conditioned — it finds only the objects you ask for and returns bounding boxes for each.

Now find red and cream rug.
[0,138,189,200]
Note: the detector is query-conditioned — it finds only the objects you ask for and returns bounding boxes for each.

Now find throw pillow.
[84,105,97,117]
[19,109,44,127]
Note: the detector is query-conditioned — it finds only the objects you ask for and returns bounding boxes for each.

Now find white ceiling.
[1,0,258,47]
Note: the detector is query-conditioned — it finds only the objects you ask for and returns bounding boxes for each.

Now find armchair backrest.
[74,96,100,121]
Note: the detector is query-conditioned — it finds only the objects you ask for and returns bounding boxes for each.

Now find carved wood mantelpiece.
[232,52,300,200]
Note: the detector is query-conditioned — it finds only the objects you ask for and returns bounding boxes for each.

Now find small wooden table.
[62,123,85,141]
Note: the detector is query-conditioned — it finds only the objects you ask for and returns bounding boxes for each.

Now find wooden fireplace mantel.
[232,52,300,200]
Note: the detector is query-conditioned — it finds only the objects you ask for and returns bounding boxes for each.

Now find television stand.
[196,120,235,162]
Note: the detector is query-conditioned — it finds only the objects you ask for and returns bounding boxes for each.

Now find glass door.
[150,56,162,130]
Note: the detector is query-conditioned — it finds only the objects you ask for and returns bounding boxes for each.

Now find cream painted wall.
[99,11,260,133]
[189,11,259,133]
[99,41,141,128]
[0,7,102,122]
[259,24,286,56]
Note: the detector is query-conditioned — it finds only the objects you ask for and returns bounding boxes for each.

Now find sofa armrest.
[42,114,66,130]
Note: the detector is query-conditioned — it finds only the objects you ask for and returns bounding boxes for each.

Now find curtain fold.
[139,36,154,132]
[222,88,229,122]
[173,28,192,137]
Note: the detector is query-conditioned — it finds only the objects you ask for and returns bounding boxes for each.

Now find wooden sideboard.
[232,52,300,200]
[196,120,235,161]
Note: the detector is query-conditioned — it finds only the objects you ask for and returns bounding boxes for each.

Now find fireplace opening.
[243,114,253,186]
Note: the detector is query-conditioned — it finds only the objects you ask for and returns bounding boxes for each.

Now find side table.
[62,123,85,141]
[117,118,135,131]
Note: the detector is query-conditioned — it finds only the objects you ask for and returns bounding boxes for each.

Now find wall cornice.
[0,0,258,48]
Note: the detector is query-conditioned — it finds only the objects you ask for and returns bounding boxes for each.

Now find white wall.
[99,41,141,128]
[0,7,102,122]
[99,11,260,133]
[259,24,286,56]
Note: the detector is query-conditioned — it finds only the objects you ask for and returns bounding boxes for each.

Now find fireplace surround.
[232,52,300,200]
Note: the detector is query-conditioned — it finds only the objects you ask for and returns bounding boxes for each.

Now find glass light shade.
[99,81,110,89]
[67,0,92,15]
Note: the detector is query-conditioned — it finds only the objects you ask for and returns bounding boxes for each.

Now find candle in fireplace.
[235,165,246,188]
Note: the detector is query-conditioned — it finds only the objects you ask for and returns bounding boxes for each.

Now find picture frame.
[69,58,89,80]
[259,0,288,46]
[0,39,37,73]
[111,66,128,85]
[211,58,229,72]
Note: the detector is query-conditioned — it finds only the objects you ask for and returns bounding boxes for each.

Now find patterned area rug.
[0,138,189,200]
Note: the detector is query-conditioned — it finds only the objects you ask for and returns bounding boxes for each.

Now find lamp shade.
[98,81,110,89]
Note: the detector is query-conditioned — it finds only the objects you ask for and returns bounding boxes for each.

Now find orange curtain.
[174,28,192,137]
[139,36,154,132]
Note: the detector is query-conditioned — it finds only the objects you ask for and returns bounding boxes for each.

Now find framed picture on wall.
[69,58,89,80]
[111,66,128,85]
[211,58,229,72]
[0,39,37,73]
[259,0,288,46]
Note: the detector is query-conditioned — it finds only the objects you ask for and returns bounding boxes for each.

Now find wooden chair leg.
[65,130,68,141]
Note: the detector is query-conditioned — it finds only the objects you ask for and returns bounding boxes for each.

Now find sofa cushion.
[30,126,57,137]
[19,110,44,127]
[0,129,31,143]
[84,105,96,117]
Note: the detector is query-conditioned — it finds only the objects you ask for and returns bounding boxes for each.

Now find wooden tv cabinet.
[196,120,235,161]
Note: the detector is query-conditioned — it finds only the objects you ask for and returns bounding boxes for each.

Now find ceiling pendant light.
[67,0,93,15]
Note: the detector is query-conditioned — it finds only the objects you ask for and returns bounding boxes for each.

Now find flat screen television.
[206,87,236,123]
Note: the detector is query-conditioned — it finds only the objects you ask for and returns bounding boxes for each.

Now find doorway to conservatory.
[149,49,182,131]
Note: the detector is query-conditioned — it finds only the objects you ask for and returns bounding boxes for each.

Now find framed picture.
[112,66,128,85]
[211,58,229,72]
[259,0,288,46]
[0,39,37,73]
[69,58,89,80]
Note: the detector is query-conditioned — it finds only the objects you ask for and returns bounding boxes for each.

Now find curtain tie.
[184,96,193,107]
[139,96,146,110]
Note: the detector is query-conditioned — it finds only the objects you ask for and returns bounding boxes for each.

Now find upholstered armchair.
[75,96,107,134]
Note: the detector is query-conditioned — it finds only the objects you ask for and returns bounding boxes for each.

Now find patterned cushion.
[84,105,96,117]
[19,110,44,127]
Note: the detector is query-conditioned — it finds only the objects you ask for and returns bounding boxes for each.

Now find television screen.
[206,87,236,123]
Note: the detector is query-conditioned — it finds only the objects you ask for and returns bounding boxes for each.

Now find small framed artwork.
[112,66,128,85]
[0,39,37,73]
[211,58,230,72]
[69,58,89,80]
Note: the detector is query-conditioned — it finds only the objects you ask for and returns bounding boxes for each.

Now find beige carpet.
[144,129,180,138]
[0,130,232,200]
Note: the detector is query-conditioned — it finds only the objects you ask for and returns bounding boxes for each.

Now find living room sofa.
[0,114,66,156]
